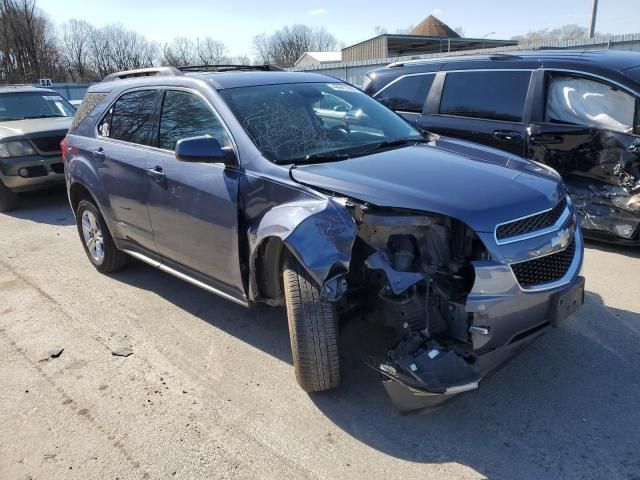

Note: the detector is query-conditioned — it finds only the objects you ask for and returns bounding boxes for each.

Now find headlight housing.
[0,140,36,158]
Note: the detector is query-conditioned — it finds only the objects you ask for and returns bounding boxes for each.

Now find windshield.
[219,82,423,164]
[0,92,76,121]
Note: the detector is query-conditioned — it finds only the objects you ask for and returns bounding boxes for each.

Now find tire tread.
[283,255,340,392]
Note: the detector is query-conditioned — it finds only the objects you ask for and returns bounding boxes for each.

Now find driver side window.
[158,91,228,151]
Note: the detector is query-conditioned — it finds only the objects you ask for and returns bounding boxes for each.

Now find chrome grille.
[497,198,567,241]
[511,239,576,288]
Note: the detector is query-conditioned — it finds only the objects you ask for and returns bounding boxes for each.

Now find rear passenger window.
[440,71,531,122]
[546,74,636,134]
[105,90,158,145]
[158,91,228,151]
[375,74,434,112]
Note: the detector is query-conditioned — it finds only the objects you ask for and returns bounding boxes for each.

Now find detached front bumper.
[0,155,65,192]
[378,217,585,413]
[380,273,585,413]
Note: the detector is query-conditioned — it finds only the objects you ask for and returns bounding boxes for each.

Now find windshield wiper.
[0,117,24,121]
[290,151,353,165]
[351,137,429,155]
[286,138,428,165]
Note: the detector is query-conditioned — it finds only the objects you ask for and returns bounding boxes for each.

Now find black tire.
[283,254,340,392]
[76,199,128,273]
[0,179,18,213]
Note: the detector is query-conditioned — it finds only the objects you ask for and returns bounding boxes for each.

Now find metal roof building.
[342,15,517,62]
[294,51,343,68]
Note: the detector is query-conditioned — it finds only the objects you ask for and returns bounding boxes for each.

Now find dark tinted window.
[106,90,158,145]
[440,71,531,122]
[375,74,434,112]
[158,91,227,151]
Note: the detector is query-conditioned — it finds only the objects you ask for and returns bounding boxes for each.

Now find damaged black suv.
[364,49,640,245]
[64,65,585,412]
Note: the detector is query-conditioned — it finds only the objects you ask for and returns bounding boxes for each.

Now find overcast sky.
[38,0,636,56]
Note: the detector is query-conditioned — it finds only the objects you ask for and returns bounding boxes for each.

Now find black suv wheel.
[283,254,341,392]
[76,199,128,273]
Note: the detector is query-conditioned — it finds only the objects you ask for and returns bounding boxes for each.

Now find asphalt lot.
[1,188,639,480]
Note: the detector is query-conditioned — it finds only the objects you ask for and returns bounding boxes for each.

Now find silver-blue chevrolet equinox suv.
[64,65,585,412]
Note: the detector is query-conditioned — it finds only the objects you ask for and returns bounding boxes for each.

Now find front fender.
[248,197,357,300]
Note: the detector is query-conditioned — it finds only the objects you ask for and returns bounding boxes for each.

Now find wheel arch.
[252,235,286,306]
[69,182,98,216]
[247,198,357,305]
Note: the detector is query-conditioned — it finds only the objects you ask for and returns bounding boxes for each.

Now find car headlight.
[0,140,36,158]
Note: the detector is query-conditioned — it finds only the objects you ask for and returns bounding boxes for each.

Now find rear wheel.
[76,199,128,273]
[283,254,341,392]
[0,179,18,213]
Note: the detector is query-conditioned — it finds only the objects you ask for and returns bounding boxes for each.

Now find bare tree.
[85,23,157,80]
[373,25,387,36]
[59,19,93,81]
[0,0,62,82]
[196,37,228,64]
[227,55,252,65]
[512,24,607,44]
[162,37,197,66]
[0,5,242,82]
[252,24,339,67]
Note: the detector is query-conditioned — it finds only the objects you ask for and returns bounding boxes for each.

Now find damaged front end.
[348,204,491,412]
[568,179,640,243]
[529,126,640,244]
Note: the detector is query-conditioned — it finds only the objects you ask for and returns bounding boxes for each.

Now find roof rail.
[488,53,522,60]
[177,64,283,73]
[531,46,570,51]
[102,66,183,82]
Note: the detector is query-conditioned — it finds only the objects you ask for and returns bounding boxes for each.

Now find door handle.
[147,166,167,187]
[529,134,563,145]
[493,130,522,142]
[93,147,105,162]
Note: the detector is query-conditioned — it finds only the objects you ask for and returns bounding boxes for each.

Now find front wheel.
[283,254,341,392]
[76,199,128,273]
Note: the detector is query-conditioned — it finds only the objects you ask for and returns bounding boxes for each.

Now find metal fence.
[292,33,640,87]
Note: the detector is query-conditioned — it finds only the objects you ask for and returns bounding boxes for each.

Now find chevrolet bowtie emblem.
[551,228,572,249]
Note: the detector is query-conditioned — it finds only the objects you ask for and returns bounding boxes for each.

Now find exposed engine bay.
[343,203,490,411]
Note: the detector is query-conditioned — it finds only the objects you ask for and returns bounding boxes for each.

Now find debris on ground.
[40,347,64,361]
[111,346,133,357]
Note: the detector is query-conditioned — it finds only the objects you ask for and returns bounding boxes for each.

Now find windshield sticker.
[326,84,358,93]
[43,95,63,101]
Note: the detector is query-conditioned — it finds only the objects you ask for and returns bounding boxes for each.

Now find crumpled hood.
[0,117,73,139]
[291,139,565,233]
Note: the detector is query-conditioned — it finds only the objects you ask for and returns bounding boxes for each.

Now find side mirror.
[175,136,235,165]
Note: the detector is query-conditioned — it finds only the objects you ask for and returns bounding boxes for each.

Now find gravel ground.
[1,189,639,480]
